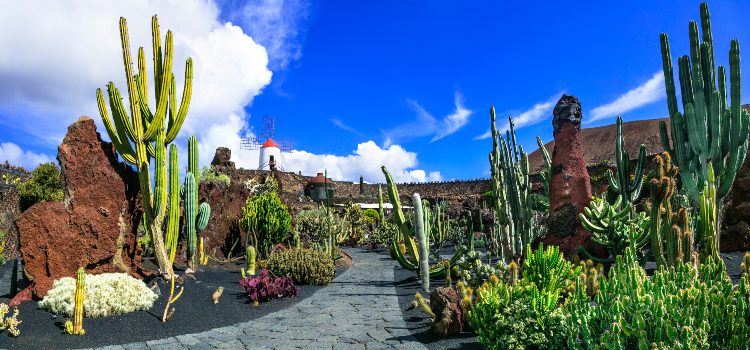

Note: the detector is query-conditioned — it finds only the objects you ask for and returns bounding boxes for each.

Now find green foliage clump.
[199,166,230,187]
[456,250,506,289]
[18,162,64,211]
[295,208,345,246]
[343,203,368,245]
[527,193,549,212]
[522,244,580,296]
[265,248,335,285]
[370,221,400,246]
[363,208,379,224]
[240,192,292,258]
[468,281,567,350]
[564,239,750,349]
[38,273,157,318]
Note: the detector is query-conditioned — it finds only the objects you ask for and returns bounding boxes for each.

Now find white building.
[258,138,282,170]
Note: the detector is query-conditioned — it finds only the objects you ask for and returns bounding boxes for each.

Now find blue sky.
[0,1,749,182]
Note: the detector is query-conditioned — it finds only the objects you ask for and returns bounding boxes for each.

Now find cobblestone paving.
[92,249,425,350]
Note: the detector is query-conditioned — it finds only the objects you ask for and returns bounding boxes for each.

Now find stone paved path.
[93,248,426,350]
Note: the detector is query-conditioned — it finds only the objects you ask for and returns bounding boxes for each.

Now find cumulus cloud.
[0,142,53,170]
[282,141,442,183]
[0,0,441,182]
[384,90,472,146]
[474,93,561,140]
[587,72,665,123]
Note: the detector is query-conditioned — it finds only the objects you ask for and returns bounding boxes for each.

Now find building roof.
[308,172,335,185]
[261,138,279,148]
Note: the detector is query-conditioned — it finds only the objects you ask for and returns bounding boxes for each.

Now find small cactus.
[507,260,519,285]
[246,246,256,276]
[66,268,85,335]
[412,293,435,319]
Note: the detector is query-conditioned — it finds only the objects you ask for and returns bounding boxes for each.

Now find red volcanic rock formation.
[542,95,602,257]
[15,118,146,298]
[430,287,464,337]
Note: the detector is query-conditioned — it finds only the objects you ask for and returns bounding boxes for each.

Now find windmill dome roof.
[261,138,279,148]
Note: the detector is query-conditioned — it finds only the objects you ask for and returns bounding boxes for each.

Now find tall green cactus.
[377,184,385,224]
[184,172,197,269]
[381,166,464,277]
[659,3,748,215]
[536,136,552,202]
[96,16,194,277]
[607,116,647,207]
[166,145,180,263]
[698,164,719,261]
[489,109,536,260]
[413,193,430,293]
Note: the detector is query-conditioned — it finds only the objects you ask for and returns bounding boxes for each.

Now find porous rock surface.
[15,117,145,298]
[430,286,463,337]
[543,95,602,257]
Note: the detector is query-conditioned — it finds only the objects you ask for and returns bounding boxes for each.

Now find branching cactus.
[659,3,748,216]
[96,16,195,277]
[489,109,537,261]
[648,153,698,267]
[606,116,647,207]
[579,195,650,260]
[165,145,180,263]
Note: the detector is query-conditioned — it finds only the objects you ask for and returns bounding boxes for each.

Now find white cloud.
[0,0,272,171]
[225,0,310,72]
[474,93,561,140]
[0,143,53,170]
[587,72,665,123]
[384,90,472,146]
[330,118,363,136]
[281,141,442,183]
[0,1,442,182]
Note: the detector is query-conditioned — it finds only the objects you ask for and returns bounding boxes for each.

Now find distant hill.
[527,104,750,174]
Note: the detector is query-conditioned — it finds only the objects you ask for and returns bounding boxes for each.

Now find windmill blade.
[241,135,261,150]
[278,140,295,153]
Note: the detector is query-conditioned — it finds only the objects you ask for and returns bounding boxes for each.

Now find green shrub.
[295,208,346,246]
[468,281,567,350]
[370,221,400,245]
[240,192,292,258]
[199,166,230,187]
[342,203,368,245]
[527,193,549,212]
[564,239,750,349]
[38,273,157,317]
[363,208,379,224]
[265,248,335,285]
[18,162,63,211]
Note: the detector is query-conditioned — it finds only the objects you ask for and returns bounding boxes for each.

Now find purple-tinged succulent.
[239,269,297,304]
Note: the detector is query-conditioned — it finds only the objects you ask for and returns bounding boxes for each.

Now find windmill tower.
[241,116,294,171]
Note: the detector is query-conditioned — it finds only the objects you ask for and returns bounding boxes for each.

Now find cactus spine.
[184,172,197,270]
[413,193,430,293]
[246,245,256,276]
[607,116,647,207]
[659,3,748,220]
[70,268,84,335]
[96,16,194,277]
[489,109,534,260]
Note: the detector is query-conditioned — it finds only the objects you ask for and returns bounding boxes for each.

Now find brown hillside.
[528,104,750,174]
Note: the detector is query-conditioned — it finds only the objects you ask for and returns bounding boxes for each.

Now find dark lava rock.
[15,117,146,298]
[430,286,463,337]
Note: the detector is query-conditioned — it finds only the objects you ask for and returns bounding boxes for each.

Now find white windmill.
[240,116,294,171]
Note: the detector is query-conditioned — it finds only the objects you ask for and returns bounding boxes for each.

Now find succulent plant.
[239,270,297,304]
[264,248,335,285]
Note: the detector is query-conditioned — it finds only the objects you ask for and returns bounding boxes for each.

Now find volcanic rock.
[15,117,145,298]
[430,287,463,337]
[723,104,750,252]
[543,95,603,257]
[211,147,235,169]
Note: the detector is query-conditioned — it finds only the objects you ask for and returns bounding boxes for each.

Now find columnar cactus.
[648,153,697,267]
[536,136,552,203]
[377,185,385,223]
[413,193,430,293]
[96,16,194,277]
[489,109,535,260]
[184,172,197,270]
[698,165,719,261]
[606,116,647,207]
[197,202,211,265]
[67,268,85,335]
[659,3,748,215]
[246,245,256,276]
[165,145,180,263]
